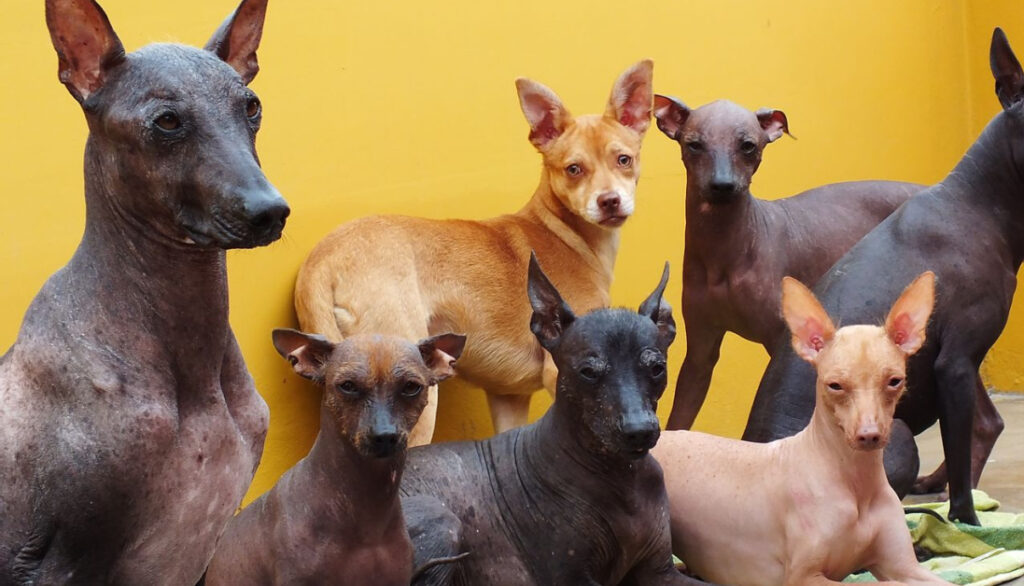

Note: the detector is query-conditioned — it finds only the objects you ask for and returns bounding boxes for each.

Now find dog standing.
[0,0,288,582]
[399,256,708,585]
[654,274,950,585]
[653,96,1000,497]
[650,96,921,430]
[295,61,654,443]
[206,331,466,585]
[744,28,1024,525]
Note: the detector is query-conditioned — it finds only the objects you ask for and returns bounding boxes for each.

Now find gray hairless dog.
[651,97,921,432]
[206,330,467,586]
[744,28,1024,526]
[0,0,288,582]
[399,255,709,586]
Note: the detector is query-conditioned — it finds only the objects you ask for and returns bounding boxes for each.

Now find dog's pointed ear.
[205,0,268,85]
[653,94,690,141]
[991,28,1024,110]
[45,0,126,103]
[781,277,836,363]
[418,333,467,382]
[756,108,791,143]
[638,262,676,351]
[885,272,935,356]
[606,59,654,136]
[272,328,334,381]
[516,78,573,151]
[527,252,576,351]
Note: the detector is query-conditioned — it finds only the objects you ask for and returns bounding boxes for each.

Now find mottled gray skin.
[651,97,921,431]
[744,28,1024,526]
[206,332,466,586]
[0,1,288,583]
[401,258,709,586]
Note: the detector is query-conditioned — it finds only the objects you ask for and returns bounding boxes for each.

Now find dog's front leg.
[934,350,980,525]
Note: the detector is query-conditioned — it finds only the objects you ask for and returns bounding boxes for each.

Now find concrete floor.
[910,393,1024,585]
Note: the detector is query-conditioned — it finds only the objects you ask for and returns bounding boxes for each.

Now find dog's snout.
[622,418,660,455]
[855,423,882,450]
[710,180,737,194]
[245,194,291,232]
[597,192,621,212]
[369,432,401,457]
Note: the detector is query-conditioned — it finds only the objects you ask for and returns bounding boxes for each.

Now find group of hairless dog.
[2,0,1022,584]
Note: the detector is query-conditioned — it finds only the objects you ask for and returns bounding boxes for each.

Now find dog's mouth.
[179,213,287,250]
[598,215,630,228]
[625,446,651,459]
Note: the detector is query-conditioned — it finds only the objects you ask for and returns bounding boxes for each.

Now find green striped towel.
[845,490,1024,585]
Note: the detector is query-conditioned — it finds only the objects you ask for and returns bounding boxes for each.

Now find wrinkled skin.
[206,332,466,586]
[0,1,288,583]
[400,258,709,586]
[651,97,921,432]
[744,29,1024,526]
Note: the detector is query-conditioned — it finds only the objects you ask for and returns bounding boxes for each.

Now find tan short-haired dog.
[295,60,653,443]
[653,273,951,586]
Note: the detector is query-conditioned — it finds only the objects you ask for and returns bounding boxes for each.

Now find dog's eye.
[246,97,262,120]
[566,163,583,177]
[827,382,843,392]
[888,377,904,389]
[402,381,424,398]
[154,112,181,132]
[650,362,666,378]
[336,381,359,396]
[740,139,757,154]
[685,141,704,153]
[579,366,599,381]
[617,154,632,167]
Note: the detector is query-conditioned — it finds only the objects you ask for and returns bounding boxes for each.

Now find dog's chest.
[1,363,265,584]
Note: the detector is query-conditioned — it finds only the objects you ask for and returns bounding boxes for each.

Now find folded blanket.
[845,490,1024,585]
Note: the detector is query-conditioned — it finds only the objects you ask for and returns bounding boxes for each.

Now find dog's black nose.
[369,432,401,457]
[247,198,291,232]
[710,180,737,194]
[622,420,660,455]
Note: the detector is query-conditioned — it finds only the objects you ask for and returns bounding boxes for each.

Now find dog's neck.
[63,144,232,371]
[519,171,619,287]
[798,397,888,497]
[528,398,646,489]
[302,412,405,525]
[683,181,765,270]
[942,111,1024,267]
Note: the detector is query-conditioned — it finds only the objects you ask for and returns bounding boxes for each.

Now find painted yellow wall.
[0,1,1021,503]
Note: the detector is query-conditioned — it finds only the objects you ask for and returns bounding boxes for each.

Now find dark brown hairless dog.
[206,331,467,586]
[744,28,1024,526]
[399,255,709,586]
[0,0,288,582]
[651,97,921,432]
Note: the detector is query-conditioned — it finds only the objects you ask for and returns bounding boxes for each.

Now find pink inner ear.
[890,313,913,346]
[530,112,561,145]
[809,334,825,352]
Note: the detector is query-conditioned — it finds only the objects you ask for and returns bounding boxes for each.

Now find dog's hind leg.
[486,392,532,434]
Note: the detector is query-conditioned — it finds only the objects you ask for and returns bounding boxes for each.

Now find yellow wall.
[0,1,1021,503]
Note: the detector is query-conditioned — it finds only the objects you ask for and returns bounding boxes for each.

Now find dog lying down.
[653,273,951,586]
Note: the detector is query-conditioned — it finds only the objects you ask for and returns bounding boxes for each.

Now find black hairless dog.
[400,255,707,585]
[744,28,1024,526]
[0,0,288,582]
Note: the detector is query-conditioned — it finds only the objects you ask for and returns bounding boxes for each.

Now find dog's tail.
[411,551,470,585]
[294,265,349,342]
